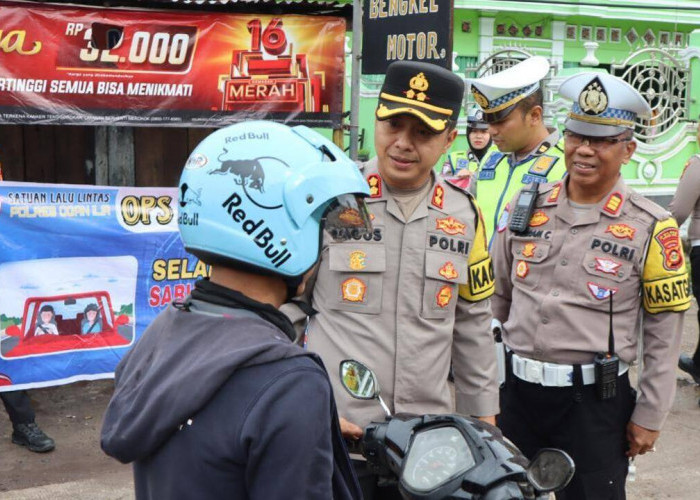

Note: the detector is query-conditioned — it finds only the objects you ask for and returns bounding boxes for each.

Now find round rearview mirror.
[339,359,379,400]
[526,448,575,493]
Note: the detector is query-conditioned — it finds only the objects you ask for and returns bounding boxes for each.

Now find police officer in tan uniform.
[670,124,700,382]
[491,73,690,499]
[285,61,499,499]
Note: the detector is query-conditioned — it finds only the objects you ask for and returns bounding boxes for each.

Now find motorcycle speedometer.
[401,426,476,492]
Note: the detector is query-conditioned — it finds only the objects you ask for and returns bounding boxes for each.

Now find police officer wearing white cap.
[491,72,690,499]
[470,56,568,246]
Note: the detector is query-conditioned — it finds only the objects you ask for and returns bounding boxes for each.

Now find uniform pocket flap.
[328,243,386,272]
[511,238,551,263]
[425,250,468,284]
[583,251,633,283]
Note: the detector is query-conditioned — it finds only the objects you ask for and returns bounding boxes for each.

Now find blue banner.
[0,181,204,391]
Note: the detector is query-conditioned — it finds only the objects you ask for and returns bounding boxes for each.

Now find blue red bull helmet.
[178,121,372,280]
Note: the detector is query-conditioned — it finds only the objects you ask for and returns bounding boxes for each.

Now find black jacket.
[101,279,361,500]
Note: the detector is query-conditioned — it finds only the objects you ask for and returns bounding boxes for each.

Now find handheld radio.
[593,293,619,400]
[509,183,539,233]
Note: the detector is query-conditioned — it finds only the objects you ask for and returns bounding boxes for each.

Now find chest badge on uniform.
[605,224,636,240]
[367,174,382,198]
[516,260,529,278]
[603,192,623,215]
[439,262,459,280]
[436,216,466,235]
[587,282,617,300]
[594,257,621,276]
[522,242,536,258]
[432,185,445,209]
[436,285,453,308]
[342,278,367,302]
[529,210,549,227]
[532,156,554,174]
[339,208,365,227]
[547,183,562,203]
[655,227,684,271]
[349,251,367,270]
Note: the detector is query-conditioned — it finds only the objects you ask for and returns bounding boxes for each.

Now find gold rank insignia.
[547,183,562,203]
[529,210,549,227]
[522,242,536,258]
[342,277,367,302]
[435,216,466,235]
[367,174,382,198]
[603,192,623,215]
[537,144,549,154]
[655,227,684,271]
[436,285,453,308]
[605,224,636,240]
[515,260,529,278]
[432,185,445,209]
[349,250,367,270]
[579,77,609,115]
[339,208,365,227]
[532,156,554,174]
[439,262,458,280]
[406,72,429,101]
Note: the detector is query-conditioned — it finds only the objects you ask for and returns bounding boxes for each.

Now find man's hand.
[626,421,660,458]
[339,417,363,440]
[476,415,497,426]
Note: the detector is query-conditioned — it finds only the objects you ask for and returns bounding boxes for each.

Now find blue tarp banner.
[0,181,205,392]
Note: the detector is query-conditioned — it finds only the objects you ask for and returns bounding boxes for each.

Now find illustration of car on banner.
[1,290,133,358]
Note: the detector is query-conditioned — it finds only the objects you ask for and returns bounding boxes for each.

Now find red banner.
[0,3,346,127]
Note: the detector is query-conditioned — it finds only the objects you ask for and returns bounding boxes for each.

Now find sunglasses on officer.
[563,129,633,150]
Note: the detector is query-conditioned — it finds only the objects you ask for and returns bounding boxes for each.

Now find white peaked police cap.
[469,56,551,123]
[559,72,651,137]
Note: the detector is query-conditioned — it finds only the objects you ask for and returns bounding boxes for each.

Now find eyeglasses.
[563,130,633,150]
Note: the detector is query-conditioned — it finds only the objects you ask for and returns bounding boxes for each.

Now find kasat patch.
[516,260,529,278]
[436,216,466,235]
[605,224,636,240]
[522,242,536,258]
[436,285,452,308]
[529,210,549,227]
[432,185,445,209]
[595,257,621,276]
[342,277,367,302]
[349,250,366,270]
[587,282,617,300]
[439,261,459,280]
[367,174,382,198]
[603,192,623,215]
[655,227,683,271]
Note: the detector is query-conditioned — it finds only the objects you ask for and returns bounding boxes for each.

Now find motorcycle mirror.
[526,448,575,493]
[339,359,379,399]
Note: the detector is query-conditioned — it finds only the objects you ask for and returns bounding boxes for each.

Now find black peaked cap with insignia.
[376,61,464,133]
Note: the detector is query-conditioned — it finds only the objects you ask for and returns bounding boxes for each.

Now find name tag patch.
[591,238,636,261]
[429,235,469,255]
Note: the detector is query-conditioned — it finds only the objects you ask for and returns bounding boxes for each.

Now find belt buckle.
[525,358,543,384]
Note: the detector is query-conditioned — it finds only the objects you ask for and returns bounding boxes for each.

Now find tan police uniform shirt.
[669,155,700,241]
[491,176,690,430]
[287,158,499,429]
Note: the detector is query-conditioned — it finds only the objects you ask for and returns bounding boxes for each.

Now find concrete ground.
[2,304,700,499]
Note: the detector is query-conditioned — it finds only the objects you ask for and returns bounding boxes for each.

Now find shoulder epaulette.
[527,154,560,177]
[628,192,670,221]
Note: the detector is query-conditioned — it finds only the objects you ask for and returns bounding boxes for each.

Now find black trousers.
[1,390,35,425]
[498,372,635,500]
[351,459,403,500]
[690,246,700,364]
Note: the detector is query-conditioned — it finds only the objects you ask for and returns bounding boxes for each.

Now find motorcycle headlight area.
[401,426,476,492]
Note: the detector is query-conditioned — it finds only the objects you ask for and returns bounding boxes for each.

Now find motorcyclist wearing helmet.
[101,121,369,500]
[441,106,494,178]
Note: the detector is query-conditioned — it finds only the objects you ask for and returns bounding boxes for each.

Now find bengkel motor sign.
[0,3,345,127]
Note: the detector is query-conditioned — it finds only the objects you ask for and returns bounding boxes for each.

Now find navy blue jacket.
[101,280,361,500]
